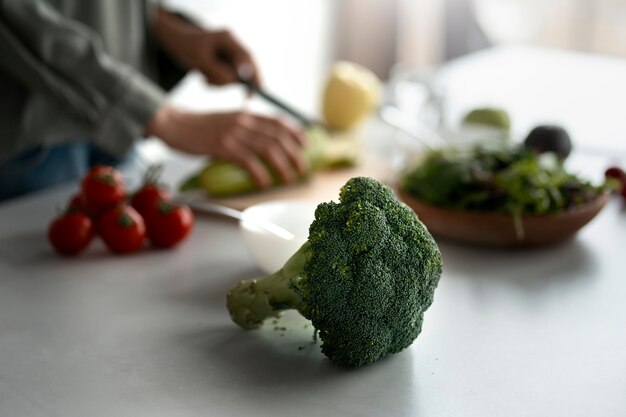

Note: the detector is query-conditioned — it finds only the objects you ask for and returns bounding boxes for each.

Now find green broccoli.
[227,177,442,368]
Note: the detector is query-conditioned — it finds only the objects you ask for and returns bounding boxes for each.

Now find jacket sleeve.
[0,0,166,155]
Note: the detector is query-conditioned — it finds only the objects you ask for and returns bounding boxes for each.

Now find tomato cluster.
[48,165,193,256]
[605,165,626,201]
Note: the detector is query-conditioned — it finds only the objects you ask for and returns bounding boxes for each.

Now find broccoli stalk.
[226,177,443,368]
[227,242,309,329]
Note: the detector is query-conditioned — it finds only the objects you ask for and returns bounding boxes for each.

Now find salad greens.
[400,141,606,217]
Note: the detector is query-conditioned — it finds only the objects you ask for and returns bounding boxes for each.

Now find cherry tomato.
[80,165,126,214]
[604,166,626,200]
[67,193,99,218]
[131,184,172,217]
[97,205,146,254]
[48,212,95,255]
[68,193,86,212]
[145,200,194,248]
[605,166,626,182]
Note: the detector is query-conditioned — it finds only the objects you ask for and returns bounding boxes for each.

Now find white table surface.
[2,47,626,416]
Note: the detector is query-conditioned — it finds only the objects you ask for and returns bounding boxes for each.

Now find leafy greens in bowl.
[398,141,610,246]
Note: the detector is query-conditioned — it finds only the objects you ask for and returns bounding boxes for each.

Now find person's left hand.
[154,8,261,89]
[144,106,308,188]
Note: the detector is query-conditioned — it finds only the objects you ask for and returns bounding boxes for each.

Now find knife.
[219,53,325,129]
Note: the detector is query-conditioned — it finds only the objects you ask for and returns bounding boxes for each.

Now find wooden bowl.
[397,190,610,247]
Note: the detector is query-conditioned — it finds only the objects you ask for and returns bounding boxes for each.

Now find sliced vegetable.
[180,127,360,197]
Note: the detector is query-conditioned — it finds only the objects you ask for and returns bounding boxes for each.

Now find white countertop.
[1,174,625,417]
[1,47,626,416]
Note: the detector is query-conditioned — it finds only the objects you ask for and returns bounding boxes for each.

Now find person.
[0,1,308,201]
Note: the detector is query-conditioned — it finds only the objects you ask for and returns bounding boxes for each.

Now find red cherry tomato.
[67,193,99,219]
[48,212,95,255]
[68,193,86,212]
[605,166,626,182]
[604,166,626,200]
[80,165,126,214]
[97,205,146,254]
[131,184,172,217]
[145,200,194,248]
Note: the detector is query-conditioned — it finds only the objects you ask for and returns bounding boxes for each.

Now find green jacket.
[0,0,184,160]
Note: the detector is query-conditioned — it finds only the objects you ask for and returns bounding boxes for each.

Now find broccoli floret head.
[226,177,442,367]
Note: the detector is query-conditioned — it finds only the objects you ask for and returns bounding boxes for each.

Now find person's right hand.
[153,8,261,89]
[145,106,309,188]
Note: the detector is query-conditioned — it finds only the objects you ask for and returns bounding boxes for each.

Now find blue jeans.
[0,142,133,202]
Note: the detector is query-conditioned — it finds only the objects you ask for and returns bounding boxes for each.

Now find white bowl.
[240,200,319,274]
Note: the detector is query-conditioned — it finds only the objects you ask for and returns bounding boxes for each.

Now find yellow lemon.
[322,62,382,131]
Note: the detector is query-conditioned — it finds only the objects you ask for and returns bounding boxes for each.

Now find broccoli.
[227,177,442,368]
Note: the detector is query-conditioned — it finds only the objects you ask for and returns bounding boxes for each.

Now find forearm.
[144,104,179,144]
[152,7,202,70]
[0,0,166,155]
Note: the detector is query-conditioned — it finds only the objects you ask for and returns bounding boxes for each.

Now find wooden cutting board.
[206,154,393,211]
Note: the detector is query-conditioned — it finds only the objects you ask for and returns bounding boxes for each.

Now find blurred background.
[164,0,626,95]
[163,0,626,157]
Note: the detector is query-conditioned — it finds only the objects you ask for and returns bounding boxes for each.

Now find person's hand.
[145,106,308,188]
[154,8,261,88]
